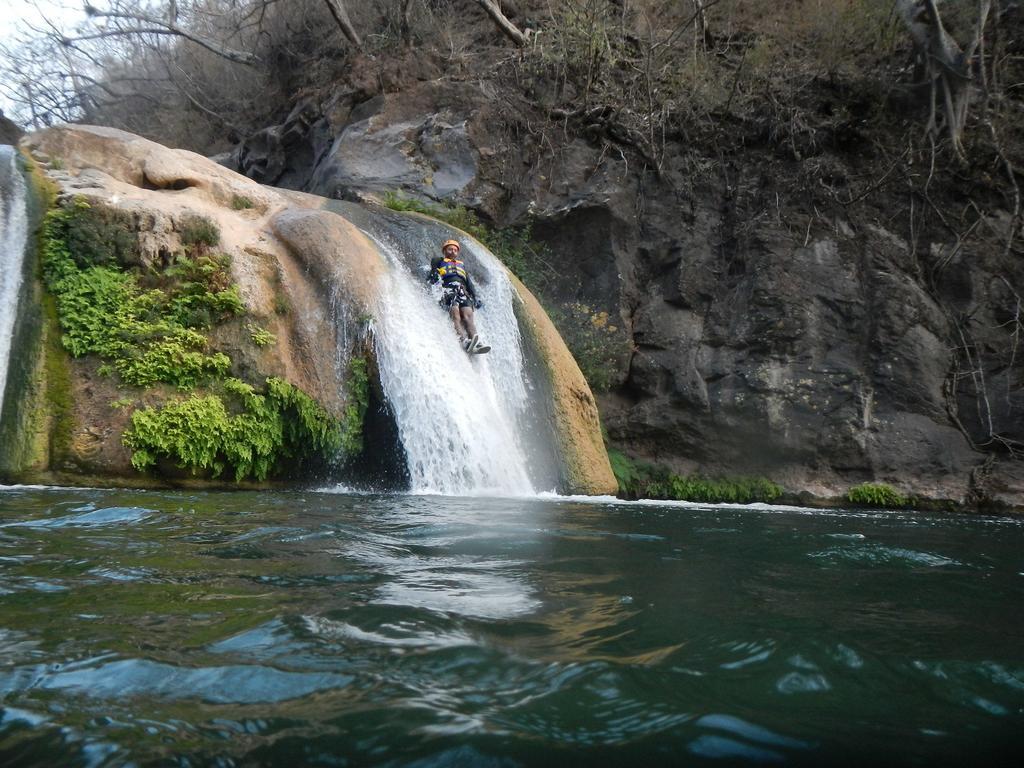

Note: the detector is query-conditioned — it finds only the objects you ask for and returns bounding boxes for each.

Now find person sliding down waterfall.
[427,239,490,354]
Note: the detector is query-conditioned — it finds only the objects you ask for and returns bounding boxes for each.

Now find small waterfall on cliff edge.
[366,228,537,497]
[0,146,29,424]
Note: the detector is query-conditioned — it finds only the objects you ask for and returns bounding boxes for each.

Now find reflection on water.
[0,486,1022,766]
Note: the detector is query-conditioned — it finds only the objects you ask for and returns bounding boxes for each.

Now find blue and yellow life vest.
[436,257,468,285]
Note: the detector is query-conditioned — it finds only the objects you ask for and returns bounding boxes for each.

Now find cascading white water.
[0,146,29,424]
[369,231,537,496]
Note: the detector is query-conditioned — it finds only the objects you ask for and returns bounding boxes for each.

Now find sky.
[0,0,89,43]
[0,1,94,120]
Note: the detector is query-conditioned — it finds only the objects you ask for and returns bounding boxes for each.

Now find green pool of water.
[0,486,1022,766]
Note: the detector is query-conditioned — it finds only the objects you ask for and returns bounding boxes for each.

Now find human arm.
[427,256,442,284]
[465,273,483,309]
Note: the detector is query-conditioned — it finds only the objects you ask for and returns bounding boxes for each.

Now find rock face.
[510,272,616,495]
[223,81,1024,508]
[5,125,614,494]
[0,113,23,146]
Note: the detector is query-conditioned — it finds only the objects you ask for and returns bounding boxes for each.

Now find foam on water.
[0,146,29,423]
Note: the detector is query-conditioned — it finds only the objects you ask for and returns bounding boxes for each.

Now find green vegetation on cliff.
[40,199,235,389]
[382,191,550,286]
[124,378,343,482]
[846,483,913,508]
[37,195,353,482]
[340,356,369,457]
[609,449,783,504]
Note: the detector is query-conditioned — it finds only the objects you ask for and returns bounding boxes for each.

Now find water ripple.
[0,506,157,529]
[0,658,351,704]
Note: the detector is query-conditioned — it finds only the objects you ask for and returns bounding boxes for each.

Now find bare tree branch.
[83,4,261,66]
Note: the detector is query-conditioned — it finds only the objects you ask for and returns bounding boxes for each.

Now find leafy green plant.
[846,482,911,508]
[40,203,235,389]
[654,475,784,504]
[115,337,231,389]
[247,323,276,347]
[609,447,782,503]
[382,191,485,239]
[609,448,643,496]
[124,377,343,482]
[39,192,348,484]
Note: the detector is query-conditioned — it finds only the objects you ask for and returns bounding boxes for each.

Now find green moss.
[339,356,370,457]
[180,215,220,249]
[846,482,912,508]
[609,448,782,503]
[20,150,59,210]
[57,196,138,268]
[124,377,343,482]
[42,294,74,464]
[231,194,254,210]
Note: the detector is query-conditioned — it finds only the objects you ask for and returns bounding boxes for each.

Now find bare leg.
[460,307,478,338]
[448,306,468,340]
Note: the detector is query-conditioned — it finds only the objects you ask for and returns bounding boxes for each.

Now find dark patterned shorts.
[441,283,473,310]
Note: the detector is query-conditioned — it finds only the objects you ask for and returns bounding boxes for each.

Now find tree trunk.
[322,0,363,50]
[895,0,992,157]
[476,0,529,46]
[400,0,413,47]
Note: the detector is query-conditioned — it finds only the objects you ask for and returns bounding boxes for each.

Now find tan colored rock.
[508,272,617,495]
[270,207,386,313]
[24,124,277,212]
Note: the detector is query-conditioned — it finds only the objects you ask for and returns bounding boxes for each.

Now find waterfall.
[366,226,537,497]
[0,146,28,424]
